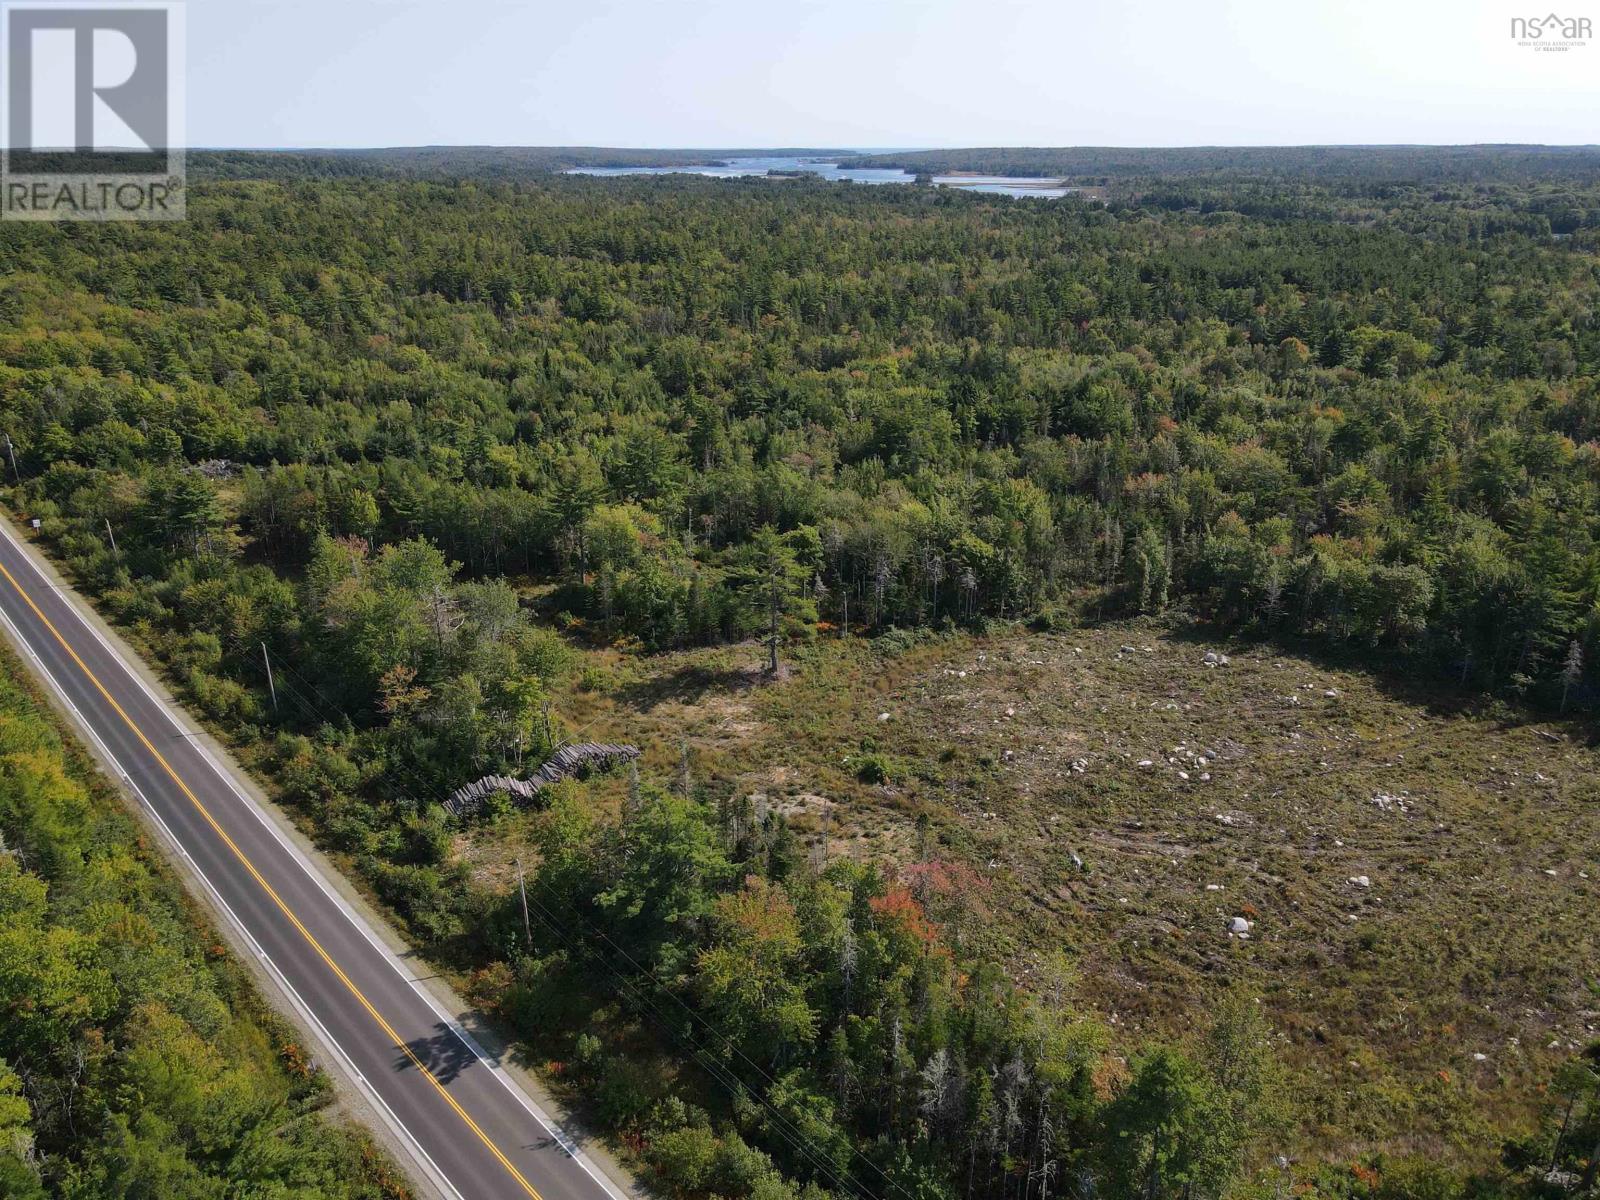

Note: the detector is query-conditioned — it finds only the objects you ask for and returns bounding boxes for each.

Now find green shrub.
[650,1124,720,1194]
[1378,1158,1470,1200]
[595,1056,656,1129]
[711,1131,776,1197]
[854,752,905,784]
[573,1032,604,1077]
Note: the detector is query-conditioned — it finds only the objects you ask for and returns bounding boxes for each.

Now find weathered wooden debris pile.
[443,742,640,817]
[443,774,542,815]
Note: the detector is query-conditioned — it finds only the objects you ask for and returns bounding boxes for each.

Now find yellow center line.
[0,555,543,1200]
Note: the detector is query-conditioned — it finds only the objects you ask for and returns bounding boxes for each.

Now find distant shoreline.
[935,171,1070,188]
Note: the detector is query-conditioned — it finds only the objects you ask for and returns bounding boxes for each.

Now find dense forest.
[0,647,406,1197]
[191,146,839,181]
[6,166,1600,706]
[186,145,1600,186]
[847,145,1600,185]
[2,152,1600,1200]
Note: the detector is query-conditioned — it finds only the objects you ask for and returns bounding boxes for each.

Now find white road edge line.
[0,600,466,1200]
[0,519,629,1200]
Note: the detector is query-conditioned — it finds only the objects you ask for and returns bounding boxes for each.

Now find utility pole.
[514,858,532,947]
[3,436,17,482]
[260,642,278,714]
[104,518,117,555]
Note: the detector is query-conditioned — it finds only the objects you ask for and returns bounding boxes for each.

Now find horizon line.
[183,141,1600,153]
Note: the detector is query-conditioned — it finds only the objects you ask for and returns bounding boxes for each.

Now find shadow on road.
[394,1021,608,1165]
[395,1023,481,1085]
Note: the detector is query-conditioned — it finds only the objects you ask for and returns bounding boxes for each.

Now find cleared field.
[459,617,1600,1158]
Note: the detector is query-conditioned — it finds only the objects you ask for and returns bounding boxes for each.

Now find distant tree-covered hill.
[188,143,1600,188]
[847,143,1600,183]
[191,146,855,180]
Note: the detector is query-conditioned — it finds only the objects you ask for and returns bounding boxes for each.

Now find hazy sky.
[190,0,1600,148]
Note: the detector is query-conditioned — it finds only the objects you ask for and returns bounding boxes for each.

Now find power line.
[241,640,887,1196]
[514,881,880,1200]
[215,630,911,1200]
[0,466,917,1200]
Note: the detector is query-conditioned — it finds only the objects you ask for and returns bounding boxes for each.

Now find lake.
[565,156,1074,198]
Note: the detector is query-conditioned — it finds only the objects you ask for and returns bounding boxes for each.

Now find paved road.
[0,517,628,1200]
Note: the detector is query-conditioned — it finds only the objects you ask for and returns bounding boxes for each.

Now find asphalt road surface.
[0,517,629,1200]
